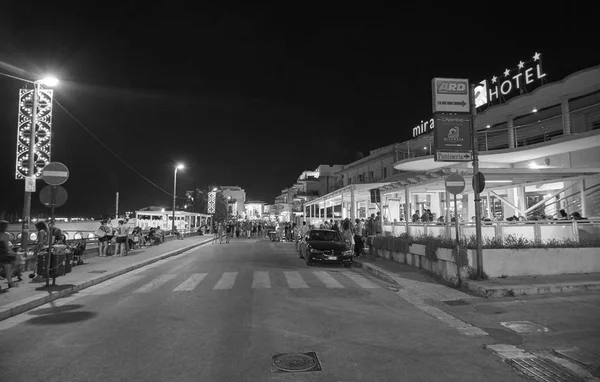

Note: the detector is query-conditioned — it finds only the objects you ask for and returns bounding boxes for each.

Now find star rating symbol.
[533,52,541,61]
[517,61,524,70]
[504,68,510,77]
[491,76,497,83]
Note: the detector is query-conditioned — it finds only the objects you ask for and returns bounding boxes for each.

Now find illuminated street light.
[38,77,59,87]
[20,76,59,250]
[173,164,184,232]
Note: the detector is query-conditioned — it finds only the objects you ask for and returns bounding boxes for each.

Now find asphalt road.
[0,237,526,382]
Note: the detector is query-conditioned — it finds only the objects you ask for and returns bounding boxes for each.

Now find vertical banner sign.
[15,88,54,179]
[207,191,216,214]
[433,114,473,162]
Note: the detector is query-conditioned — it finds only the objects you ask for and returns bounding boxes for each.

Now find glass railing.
[394,102,600,161]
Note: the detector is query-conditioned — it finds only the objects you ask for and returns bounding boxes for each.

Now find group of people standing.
[316,212,383,257]
[212,220,265,244]
[95,219,166,257]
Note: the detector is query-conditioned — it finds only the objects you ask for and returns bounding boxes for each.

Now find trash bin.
[64,252,73,274]
[36,252,66,278]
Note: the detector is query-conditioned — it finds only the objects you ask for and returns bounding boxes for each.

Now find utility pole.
[470,84,484,277]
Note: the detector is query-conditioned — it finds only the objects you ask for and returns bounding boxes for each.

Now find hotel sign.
[412,52,547,138]
[474,52,547,109]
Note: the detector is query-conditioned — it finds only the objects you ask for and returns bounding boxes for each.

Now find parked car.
[298,229,353,267]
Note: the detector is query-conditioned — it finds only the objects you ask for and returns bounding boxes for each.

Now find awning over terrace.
[380,167,600,194]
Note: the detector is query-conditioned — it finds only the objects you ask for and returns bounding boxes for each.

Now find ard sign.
[431,78,470,113]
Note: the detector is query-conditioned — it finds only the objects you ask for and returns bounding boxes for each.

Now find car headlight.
[309,248,321,254]
[343,250,353,256]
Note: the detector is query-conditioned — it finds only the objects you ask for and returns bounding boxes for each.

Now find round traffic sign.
[445,173,465,195]
[472,172,486,193]
[39,185,68,208]
[42,162,69,186]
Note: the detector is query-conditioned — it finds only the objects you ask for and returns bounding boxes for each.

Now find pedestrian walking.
[225,222,232,244]
[0,220,17,288]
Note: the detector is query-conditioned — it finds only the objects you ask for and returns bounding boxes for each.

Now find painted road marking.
[252,271,271,289]
[313,271,344,288]
[88,275,145,295]
[173,273,208,291]
[284,271,309,288]
[213,272,238,290]
[340,271,380,289]
[132,274,177,293]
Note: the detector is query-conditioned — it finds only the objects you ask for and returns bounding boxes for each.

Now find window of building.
[382,167,388,179]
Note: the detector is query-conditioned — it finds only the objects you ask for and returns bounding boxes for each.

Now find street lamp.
[20,76,59,250]
[172,164,184,232]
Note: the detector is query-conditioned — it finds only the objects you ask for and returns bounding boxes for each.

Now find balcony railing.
[393,102,600,163]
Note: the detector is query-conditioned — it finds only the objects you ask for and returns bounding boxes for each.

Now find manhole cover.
[507,357,584,381]
[272,352,322,373]
[501,321,550,333]
[89,270,107,274]
[443,299,470,306]
[475,305,506,314]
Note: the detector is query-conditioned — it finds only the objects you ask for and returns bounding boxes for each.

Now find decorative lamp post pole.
[20,77,58,250]
[172,164,184,232]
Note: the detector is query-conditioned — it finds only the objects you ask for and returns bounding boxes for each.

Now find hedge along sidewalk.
[353,256,477,302]
[462,272,600,298]
[0,235,215,321]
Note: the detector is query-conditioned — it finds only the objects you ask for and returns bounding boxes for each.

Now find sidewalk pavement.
[0,235,214,321]
[354,254,600,299]
[462,272,600,298]
[353,255,478,302]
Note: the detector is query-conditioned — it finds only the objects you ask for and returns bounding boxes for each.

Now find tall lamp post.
[20,77,59,250]
[172,164,184,232]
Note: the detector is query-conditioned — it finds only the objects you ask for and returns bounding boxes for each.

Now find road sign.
[39,185,68,208]
[25,176,36,192]
[445,173,466,195]
[432,78,470,113]
[472,172,486,193]
[436,151,472,162]
[42,162,69,186]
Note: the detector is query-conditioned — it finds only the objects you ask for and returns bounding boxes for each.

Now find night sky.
[0,3,598,217]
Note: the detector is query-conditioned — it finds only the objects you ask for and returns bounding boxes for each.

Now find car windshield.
[309,231,342,242]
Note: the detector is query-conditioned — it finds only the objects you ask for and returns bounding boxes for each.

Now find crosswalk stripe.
[252,271,271,289]
[313,271,344,288]
[132,274,177,293]
[213,272,238,290]
[173,273,208,291]
[88,275,146,295]
[341,271,380,289]
[284,271,309,288]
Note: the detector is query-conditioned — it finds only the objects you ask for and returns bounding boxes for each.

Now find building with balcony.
[302,146,406,226]
[380,64,600,242]
[302,62,600,243]
[335,143,401,188]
